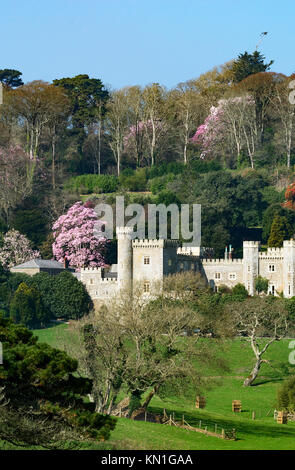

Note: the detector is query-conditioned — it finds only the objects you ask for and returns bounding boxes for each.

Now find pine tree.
[268,214,293,247]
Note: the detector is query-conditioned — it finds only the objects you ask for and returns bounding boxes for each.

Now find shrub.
[119,168,147,191]
[64,174,118,194]
[29,271,93,320]
[9,282,50,328]
[277,376,295,412]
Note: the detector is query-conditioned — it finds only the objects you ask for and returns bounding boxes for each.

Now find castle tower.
[243,241,260,295]
[116,227,133,291]
[283,239,295,298]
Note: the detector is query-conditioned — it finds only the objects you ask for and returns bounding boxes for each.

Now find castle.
[76,227,295,302]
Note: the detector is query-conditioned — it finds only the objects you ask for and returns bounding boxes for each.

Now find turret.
[283,239,295,298]
[243,241,260,295]
[116,227,133,291]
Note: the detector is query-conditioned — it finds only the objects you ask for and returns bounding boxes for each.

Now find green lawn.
[31,324,295,450]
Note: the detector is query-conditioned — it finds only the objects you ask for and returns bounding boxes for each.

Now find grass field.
[30,324,295,450]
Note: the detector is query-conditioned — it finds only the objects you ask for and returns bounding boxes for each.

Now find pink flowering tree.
[191,95,257,167]
[52,201,107,269]
[0,229,40,269]
[190,104,225,158]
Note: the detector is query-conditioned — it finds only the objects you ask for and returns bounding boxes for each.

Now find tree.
[268,214,293,247]
[0,314,116,448]
[52,201,107,269]
[28,271,93,320]
[230,51,273,83]
[53,74,108,132]
[0,229,40,269]
[270,74,295,167]
[255,276,269,294]
[105,88,129,175]
[0,69,23,88]
[166,84,202,164]
[0,146,36,223]
[142,83,166,166]
[284,183,295,210]
[227,296,289,386]
[9,281,49,328]
[3,81,59,161]
[191,95,257,168]
[62,273,229,416]
[277,376,295,412]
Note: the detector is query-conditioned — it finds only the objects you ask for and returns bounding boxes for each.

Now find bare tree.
[227,297,289,386]
[60,273,229,417]
[105,89,129,176]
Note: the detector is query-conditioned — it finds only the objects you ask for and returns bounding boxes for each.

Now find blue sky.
[2,0,294,89]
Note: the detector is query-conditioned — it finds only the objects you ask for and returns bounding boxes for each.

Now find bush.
[119,168,147,191]
[28,271,93,320]
[149,173,177,194]
[64,174,118,194]
[277,376,295,412]
[9,282,50,328]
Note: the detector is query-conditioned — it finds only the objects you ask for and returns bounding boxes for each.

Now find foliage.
[268,214,293,247]
[0,314,116,447]
[9,282,50,328]
[230,51,274,83]
[65,174,118,194]
[52,201,107,268]
[0,69,23,88]
[28,271,93,320]
[277,376,295,412]
[255,276,269,294]
[0,229,40,269]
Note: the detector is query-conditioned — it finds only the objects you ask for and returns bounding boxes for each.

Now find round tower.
[116,227,133,291]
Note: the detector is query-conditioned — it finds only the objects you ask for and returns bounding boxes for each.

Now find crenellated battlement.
[202,258,243,264]
[132,239,180,248]
[81,267,103,272]
[243,241,260,247]
[101,278,117,283]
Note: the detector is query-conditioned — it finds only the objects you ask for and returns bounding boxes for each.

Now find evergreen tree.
[231,51,273,83]
[268,214,293,247]
[9,282,50,328]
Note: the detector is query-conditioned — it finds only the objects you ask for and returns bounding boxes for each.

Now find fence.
[162,409,236,441]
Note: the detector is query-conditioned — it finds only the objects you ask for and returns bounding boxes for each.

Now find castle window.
[289,285,291,295]
[143,281,150,293]
[269,285,275,295]
[89,278,93,285]
[228,273,236,280]
[268,264,275,272]
[144,256,150,265]
[247,265,251,273]
[215,272,221,280]
[191,263,194,270]
[168,259,172,266]
[180,262,184,270]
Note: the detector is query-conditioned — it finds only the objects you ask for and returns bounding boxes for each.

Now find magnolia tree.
[0,229,40,269]
[191,95,257,168]
[52,201,107,269]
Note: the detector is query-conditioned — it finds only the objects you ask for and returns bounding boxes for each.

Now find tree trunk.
[243,357,262,386]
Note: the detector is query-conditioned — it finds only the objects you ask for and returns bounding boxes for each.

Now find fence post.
[222,429,225,439]
[252,411,255,420]
[215,423,217,434]
[182,415,184,426]
[199,420,201,429]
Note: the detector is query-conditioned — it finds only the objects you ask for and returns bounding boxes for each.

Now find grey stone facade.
[79,229,295,303]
